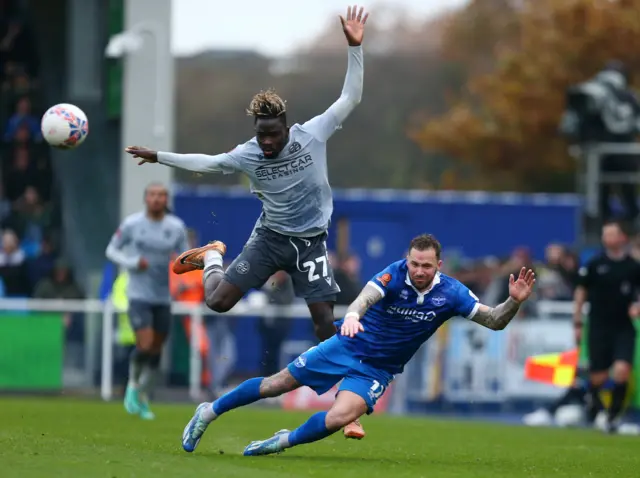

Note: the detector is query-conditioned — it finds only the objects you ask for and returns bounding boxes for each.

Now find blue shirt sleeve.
[367,263,399,297]
[454,282,480,319]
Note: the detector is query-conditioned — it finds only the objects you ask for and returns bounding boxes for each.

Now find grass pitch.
[1,397,639,477]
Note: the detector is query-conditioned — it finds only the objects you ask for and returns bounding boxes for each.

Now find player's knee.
[136,334,154,353]
[205,293,233,313]
[312,321,335,341]
[325,407,362,431]
[612,361,632,382]
[309,305,335,341]
[590,372,608,387]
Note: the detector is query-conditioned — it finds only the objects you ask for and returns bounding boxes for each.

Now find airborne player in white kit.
[125,5,369,439]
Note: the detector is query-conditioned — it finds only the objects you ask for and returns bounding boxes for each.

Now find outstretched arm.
[302,6,367,142]
[470,267,536,331]
[471,298,521,331]
[124,146,240,175]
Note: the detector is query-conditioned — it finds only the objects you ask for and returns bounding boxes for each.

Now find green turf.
[1,397,639,477]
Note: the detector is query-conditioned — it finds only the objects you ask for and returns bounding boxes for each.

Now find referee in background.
[574,220,640,434]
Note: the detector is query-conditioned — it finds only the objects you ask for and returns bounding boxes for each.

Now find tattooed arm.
[471,297,521,331]
[340,283,384,337]
[470,267,536,331]
[345,283,384,319]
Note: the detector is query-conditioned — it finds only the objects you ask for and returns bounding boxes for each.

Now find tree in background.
[411,0,640,192]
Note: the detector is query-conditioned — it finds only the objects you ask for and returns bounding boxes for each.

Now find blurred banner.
[443,320,506,402]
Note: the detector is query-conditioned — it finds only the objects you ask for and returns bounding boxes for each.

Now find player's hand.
[138,257,149,270]
[125,146,158,165]
[340,5,369,46]
[508,267,536,304]
[341,314,364,338]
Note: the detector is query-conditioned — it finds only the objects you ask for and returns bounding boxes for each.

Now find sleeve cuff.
[465,303,480,320]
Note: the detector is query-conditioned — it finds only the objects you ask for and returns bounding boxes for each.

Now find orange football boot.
[172,241,227,275]
[344,419,365,440]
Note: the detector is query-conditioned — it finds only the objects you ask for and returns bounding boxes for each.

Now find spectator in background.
[259,271,295,377]
[26,233,56,288]
[0,17,38,77]
[3,145,31,201]
[0,183,11,224]
[33,258,83,300]
[6,185,53,246]
[33,259,85,370]
[334,252,361,305]
[538,244,575,301]
[485,247,536,316]
[0,228,29,296]
[630,234,640,261]
[4,96,40,141]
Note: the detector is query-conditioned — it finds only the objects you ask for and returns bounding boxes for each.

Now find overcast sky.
[172,0,469,56]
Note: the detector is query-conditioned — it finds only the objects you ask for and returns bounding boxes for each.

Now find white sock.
[128,361,142,389]
[201,402,218,423]
[203,250,224,282]
[138,365,159,400]
[278,432,291,449]
[204,250,223,268]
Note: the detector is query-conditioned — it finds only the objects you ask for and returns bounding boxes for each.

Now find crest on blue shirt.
[431,295,447,306]
[400,289,409,299]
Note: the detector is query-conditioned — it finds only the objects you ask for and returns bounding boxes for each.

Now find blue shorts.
[287,335,393,414]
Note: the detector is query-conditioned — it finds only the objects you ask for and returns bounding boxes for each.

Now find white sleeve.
[105,220,140,270]
[300,46,363,142]
[157,150,240,175]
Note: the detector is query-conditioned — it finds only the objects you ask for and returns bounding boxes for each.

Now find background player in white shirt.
[125,6,368,438]
[106,184,189,419]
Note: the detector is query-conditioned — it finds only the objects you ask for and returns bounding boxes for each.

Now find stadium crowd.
[0,2,82,302]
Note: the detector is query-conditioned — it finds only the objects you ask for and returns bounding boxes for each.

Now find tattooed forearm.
[472,297,521,331]
[346,284,383,318]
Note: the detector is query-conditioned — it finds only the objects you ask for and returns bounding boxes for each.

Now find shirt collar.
[405,271,441,303]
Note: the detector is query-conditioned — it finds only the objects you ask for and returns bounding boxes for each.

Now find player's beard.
[410,272,435,291]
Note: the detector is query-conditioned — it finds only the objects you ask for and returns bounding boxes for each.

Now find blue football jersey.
[335,259,480,374]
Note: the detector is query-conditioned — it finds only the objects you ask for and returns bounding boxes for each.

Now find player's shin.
[284,411,336,448]
[608,381,628,422]
[206,377,265,421]
[128,348,150,387]
[138,354,161,399]
[586,382,605,422]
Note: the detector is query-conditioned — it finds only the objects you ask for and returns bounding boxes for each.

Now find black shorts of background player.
[573,220,640,433]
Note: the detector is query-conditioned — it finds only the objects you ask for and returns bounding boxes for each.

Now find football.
[41,103,89,149]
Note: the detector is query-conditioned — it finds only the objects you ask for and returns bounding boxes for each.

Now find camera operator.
[560,61,640,223]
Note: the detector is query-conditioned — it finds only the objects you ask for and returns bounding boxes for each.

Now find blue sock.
[212,377,263,416]
[288,411,335,447]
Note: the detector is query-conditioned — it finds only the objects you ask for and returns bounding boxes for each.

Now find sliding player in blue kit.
[181,234,536,456]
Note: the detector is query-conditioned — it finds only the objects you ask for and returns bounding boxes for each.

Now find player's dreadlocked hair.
[246,88,287,123]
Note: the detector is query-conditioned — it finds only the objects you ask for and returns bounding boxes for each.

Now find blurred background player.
[106,183,189,419]
[573,220,640,434]
[180,234,536,456]
[125,5,368,438]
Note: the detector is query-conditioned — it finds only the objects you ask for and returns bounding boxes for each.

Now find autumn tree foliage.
[411,0,640,192]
